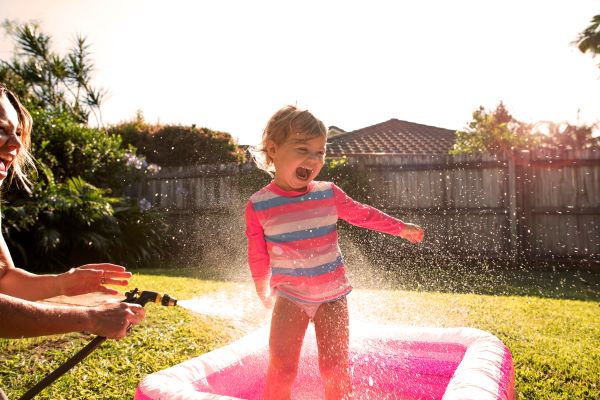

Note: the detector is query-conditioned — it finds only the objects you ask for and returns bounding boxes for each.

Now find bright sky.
[0,0,599,144]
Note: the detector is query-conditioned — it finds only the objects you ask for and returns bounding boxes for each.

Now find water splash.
[177,283,272,333]
[176,281,452,334]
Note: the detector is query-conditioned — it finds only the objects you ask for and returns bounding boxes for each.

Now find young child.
[245,105,424,400]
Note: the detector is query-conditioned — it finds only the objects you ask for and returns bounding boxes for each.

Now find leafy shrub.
[27,104,135,193]
[2,168,169,272]
[0,104,169,272]
[109,117,245,167]
[318,156,371,202]
[0,22,171,272]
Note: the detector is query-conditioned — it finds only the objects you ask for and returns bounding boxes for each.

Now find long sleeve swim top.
[245,181,406,304]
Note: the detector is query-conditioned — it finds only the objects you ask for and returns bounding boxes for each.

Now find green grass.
[0,275,240,400]
[0,267,598,399]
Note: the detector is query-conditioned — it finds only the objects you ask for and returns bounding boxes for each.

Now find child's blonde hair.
[252,105,327,174]
[0,84,35,192]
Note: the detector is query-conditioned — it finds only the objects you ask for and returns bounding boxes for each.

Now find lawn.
[0,265,598,399]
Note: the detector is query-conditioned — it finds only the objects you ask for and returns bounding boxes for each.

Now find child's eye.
[297,148,308,153]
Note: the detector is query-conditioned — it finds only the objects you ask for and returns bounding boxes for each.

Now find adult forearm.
[0,268,63,300]
[0,293,90,338]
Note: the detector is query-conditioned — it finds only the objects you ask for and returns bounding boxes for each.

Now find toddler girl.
[245,105,424,400]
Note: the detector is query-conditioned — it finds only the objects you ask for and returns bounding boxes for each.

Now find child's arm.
[244,201,275,308]
[332,184,424,243]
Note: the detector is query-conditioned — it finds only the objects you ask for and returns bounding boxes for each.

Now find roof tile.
[327,119,456,156]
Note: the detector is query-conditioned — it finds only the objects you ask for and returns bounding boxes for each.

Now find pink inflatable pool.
[135,325,514,400]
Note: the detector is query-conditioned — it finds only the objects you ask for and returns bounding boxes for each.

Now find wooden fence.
[130,149,600,266]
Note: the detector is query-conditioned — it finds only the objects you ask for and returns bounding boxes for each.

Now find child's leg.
[264,295,310,400]
[313,297,352,400]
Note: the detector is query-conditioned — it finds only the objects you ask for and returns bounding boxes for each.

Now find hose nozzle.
[158,293,178,307]
[124,288,178,307]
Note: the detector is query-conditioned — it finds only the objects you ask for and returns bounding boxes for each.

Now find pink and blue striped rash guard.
[245,181,406,305]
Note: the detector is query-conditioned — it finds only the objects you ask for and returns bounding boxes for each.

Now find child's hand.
[400,223,424,244]
[254,278,275,309]
[258,292,276,309]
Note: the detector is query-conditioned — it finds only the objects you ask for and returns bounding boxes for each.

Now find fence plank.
[131,150,600,264]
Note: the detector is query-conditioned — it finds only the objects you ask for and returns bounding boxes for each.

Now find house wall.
[130,149,600,266]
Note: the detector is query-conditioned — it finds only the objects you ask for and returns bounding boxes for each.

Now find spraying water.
[177,283,272,333]
[175,281,456,334]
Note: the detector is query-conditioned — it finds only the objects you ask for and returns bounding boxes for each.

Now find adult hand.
[60,263,132,296]
[87,302,145,339]
[400,223,425,244]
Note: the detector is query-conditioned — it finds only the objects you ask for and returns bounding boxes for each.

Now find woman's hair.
[0,84,35,191]
[251,105,327,173]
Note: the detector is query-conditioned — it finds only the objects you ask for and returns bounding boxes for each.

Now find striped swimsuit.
[245,181,406,317]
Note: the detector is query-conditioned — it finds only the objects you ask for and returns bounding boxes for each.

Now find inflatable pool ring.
[135,325,515,400]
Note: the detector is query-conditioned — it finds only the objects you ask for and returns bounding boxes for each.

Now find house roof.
[328,125,346,132]
[326,118,456,156]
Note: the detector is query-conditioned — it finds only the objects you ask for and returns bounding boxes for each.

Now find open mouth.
[295,166,312,181]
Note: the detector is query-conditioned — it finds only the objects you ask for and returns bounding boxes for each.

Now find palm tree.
[0,20,106,126]
[574,15,600,59]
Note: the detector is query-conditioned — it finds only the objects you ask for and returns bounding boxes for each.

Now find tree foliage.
[108,113,245,167]
[574,14,600,61]
[451,102,599,155]
[533,121,600,150]
[0,20,106,125]
[0,21,169,271]
[450,103,535,155]
[318,156,370,202]
[26,102,135,192]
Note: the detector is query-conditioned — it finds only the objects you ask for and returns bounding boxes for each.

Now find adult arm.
[0,293,144,339]
[0,228,131,301]
[0,263,132,301]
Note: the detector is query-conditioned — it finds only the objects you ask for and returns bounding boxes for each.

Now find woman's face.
[0,95,22,186]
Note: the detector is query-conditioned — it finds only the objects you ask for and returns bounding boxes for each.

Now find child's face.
[267,133,326,191]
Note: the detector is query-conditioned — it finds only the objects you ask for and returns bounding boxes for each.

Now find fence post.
[519,151,534,263]
[507,152,519,263]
